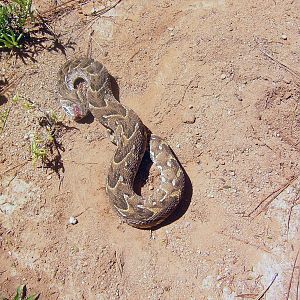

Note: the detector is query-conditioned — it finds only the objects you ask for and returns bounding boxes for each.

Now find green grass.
[30,134,47,165]
[0,0,33,49]
[1,284,39,300]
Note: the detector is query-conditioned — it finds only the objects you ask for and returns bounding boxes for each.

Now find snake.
[57,57,185,228]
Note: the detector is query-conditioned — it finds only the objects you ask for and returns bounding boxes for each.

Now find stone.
[182,111,196,124]
[69,216,78,225]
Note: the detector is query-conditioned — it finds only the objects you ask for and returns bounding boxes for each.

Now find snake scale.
[57,58,185,228]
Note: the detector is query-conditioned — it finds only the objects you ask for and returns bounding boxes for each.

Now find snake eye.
[73,77,85,89]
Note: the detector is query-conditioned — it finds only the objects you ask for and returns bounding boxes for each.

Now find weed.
[23,99,66,171]
[0,0,33,49]
[0,107,10,133]
[12,92,21,103]
[22,99,35,110]
[30,134,47,165]
[1,284,39,300]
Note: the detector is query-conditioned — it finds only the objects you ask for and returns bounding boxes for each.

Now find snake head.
[58,75,90,120]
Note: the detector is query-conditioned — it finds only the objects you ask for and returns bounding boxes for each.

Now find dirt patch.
[1,0,300,299]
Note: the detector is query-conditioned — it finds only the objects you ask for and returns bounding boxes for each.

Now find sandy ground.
[1,0,300,299]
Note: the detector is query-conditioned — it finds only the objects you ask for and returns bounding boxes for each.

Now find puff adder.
[57,57,185,228]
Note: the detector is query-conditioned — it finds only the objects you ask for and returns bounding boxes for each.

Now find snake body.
[57,58,184,228]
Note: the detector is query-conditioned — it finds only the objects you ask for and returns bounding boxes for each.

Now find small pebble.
[182,111,196,124]
[69,216,78,225]
[149,185,154,190]
[188,105,193,109]
[281,34,287,40]
[85,135,92,143]
[47,174,52,180]
[220,74,227,80]
[207,192,214,198]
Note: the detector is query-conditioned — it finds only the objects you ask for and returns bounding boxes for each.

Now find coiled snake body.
[58,58,184,228]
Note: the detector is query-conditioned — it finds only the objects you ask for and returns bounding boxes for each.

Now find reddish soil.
[1,0,300,299]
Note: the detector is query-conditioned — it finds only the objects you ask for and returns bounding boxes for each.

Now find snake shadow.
[134,140,192,230]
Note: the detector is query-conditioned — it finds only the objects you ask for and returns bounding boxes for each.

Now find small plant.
[30,134,47,165]
[25,100,65,169]
[1,284,39,300]
[0,0,33,49]
[22,99,35,110]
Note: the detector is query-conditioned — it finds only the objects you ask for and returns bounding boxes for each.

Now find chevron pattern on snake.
[57,57,185,228]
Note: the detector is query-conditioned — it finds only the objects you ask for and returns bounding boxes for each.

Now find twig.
[290,102,299,138]
[0,161,28,177]
[60,0,121,26]
[89,0,122,18]
[218,231,271,253]
[255,273,278,300]
[180,75,199,104]
[40,0,88,17]
[260,49,300,85]
[0,74,24,95]
[127,49,141,63]
[115,250,124,277]
[246,176,298,218]
[64,159,102,165]
[236,294,258,299]
[297,262,300,300]
[4,173,18,188]
[286,249,300,300]
[287,192,300,240]
[74,207,91,218]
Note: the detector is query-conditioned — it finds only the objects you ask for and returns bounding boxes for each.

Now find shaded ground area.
[0,0,300,299]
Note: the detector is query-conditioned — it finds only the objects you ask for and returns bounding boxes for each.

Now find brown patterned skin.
[57,58,185,228]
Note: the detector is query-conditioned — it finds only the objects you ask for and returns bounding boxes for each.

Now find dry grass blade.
[39,0,88,18]
[260,49,300,86]
[40,0,122,22]
[0,74,24,96]
[115,250,124,277]
[287,189,300,240]
[297,263,300,300]
[255,273,278,300]
[0,161,27,177]
[236,293,258,298]
[286,249,299,300]
[246,176,298,218]
[218,231,271,253]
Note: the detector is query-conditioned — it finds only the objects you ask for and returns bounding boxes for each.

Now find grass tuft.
[0,0,33,49]
[1,284,39,300]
